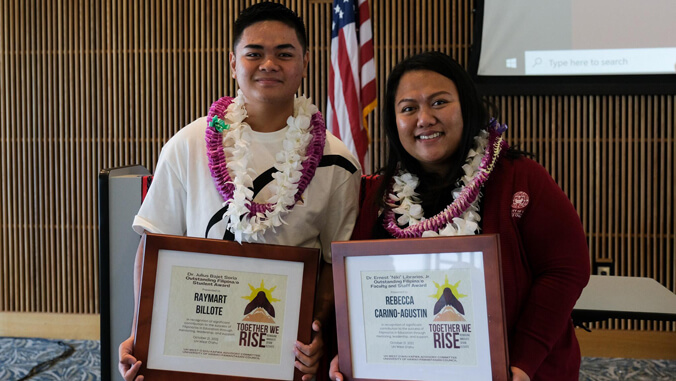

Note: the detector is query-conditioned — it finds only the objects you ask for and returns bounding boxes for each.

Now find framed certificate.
[331,235,509,381]
[134,233,320,380]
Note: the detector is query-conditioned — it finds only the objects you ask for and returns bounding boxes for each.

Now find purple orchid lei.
[383,119,509,238]
[205,95,326,216]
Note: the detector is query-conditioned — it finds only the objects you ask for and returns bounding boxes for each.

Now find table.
[573,275,676,323]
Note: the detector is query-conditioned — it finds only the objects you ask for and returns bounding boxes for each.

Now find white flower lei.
[221,90,317,242]
[389,130,490,237]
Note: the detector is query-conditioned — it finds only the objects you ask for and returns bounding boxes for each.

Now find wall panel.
[1,0,674,332]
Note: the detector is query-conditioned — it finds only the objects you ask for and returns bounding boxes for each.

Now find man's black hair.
[233,2,308,52]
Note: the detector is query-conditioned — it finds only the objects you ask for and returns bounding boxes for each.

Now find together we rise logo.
[236,280,282,349]
[428,275,473,350]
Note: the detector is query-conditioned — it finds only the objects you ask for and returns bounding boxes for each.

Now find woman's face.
[394,70,464,177]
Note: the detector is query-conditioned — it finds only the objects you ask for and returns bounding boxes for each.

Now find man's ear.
[302,50,309,78]
[229,52,236,79]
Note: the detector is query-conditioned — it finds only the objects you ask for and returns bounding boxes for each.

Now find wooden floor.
[576,328,676,360]
[0,312,100,340]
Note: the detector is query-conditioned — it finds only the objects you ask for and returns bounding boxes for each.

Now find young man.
[118,3,361,380]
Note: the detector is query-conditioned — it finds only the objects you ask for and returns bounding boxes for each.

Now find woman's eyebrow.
[397,91,452,105]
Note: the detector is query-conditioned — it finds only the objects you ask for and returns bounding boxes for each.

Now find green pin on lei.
[209,116,230,132]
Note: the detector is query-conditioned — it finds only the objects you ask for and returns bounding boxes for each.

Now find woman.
[330,52,590,381]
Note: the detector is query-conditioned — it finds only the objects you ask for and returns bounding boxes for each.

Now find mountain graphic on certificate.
[430,275,467,322]
[242,280,280,324]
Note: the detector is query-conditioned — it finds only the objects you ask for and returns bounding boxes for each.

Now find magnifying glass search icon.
[532,57,543,67]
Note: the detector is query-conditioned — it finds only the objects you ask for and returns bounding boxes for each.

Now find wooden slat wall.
[1,1,674,332]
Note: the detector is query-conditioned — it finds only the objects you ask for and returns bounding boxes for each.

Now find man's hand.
[294,320,324,381]
[118,335,144,381]
[329,354,344,381]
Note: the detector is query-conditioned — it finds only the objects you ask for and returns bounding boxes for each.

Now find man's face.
[229,21,309,108]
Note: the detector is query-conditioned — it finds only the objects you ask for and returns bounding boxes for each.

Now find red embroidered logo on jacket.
[511,191,529,218]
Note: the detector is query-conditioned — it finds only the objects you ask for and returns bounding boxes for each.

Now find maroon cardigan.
[352,157,590,380]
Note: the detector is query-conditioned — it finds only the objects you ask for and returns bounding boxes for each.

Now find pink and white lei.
[205,90,326,242]
[383,120,508,238]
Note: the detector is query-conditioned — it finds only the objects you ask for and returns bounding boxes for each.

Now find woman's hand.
[329,355,344,381]
[511,366,530,381]
[294,320,325,381]
[118,335,144,381]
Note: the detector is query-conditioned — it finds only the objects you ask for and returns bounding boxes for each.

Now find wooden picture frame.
[331,234,509,381]
[134,233,320,380]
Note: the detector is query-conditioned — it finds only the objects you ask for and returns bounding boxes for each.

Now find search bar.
[524,48,676,75]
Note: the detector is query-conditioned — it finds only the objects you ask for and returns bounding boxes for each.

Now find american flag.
[327,0,376,171]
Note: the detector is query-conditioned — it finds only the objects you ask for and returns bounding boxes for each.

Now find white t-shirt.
[133,116,361,262]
